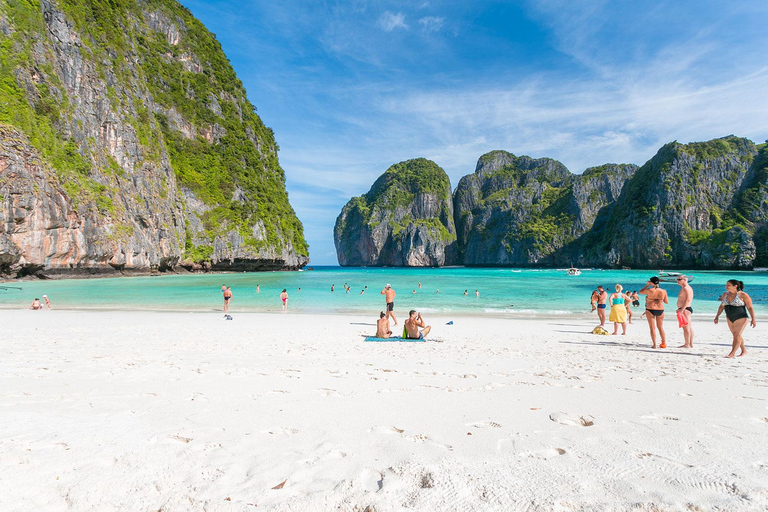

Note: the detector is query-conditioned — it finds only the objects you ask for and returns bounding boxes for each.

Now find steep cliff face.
[453,151,634,265]
[580,136,759,269]
[0,0,307,277]
[334,158,457,266]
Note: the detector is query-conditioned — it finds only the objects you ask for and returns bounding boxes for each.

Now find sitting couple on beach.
[376,310,431,339]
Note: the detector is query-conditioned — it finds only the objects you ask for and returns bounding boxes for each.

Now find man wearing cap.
[381,284,397,326]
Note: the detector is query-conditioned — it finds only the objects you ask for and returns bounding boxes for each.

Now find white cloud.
[418,16,444,33]
[379,11,408,31]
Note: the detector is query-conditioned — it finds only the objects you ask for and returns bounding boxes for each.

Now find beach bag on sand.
[592,326,610,335]
[676,310,689,328]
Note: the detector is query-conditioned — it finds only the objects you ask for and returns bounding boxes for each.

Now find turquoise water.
[1,267,766,317]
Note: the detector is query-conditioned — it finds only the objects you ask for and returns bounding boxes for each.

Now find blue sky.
[181,0,768,265]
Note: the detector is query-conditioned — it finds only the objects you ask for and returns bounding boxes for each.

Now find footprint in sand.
[369,425,452,451]
[640,414,679,422]
[261,426,299,436]
[466,421,502,428]
[549,412,595,427]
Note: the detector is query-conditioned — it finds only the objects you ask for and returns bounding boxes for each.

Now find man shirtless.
[376,312,392,338]
[405,310,431,340]
[381,284,397,326]
[595,286,608,326]
[676,275,694,348]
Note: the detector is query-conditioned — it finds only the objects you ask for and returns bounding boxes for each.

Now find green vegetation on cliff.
[0,0,307,263]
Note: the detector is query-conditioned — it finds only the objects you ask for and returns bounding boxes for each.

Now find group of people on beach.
[592,276,756,358]
[29,295,51,310]
[375,283,431,340]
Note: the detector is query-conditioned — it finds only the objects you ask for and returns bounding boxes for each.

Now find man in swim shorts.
[595,286,608,327]
[405,310,431,339]
[381,284,397,326]
[676,275,694,348]
[223,286,232,313]
[376,311,392,339]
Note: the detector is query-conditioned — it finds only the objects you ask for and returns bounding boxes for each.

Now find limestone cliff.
[334,158,457,266]
[578,136,761,269]
[0,0,307,277]
[453,151,636,265]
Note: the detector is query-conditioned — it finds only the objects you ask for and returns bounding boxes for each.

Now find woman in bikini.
[280,289,288,313]
[714,279,756,358]
[639,276,668,348]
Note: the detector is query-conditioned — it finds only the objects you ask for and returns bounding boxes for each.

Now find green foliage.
[1,0,308,263]
[680,136,751,161]
[367,158,450,202]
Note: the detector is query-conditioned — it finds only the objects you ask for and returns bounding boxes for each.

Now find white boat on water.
[566,267,581,276]
[657,271,695,283]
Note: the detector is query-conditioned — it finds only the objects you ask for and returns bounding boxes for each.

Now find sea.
[1,267,766,318]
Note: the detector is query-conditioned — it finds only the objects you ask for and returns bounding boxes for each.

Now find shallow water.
[2,267,765,318]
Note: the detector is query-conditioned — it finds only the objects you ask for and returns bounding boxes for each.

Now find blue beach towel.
[364,336,425,343]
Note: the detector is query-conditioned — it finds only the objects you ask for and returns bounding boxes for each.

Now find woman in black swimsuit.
[714,280,756,358]
[639,276,669,349]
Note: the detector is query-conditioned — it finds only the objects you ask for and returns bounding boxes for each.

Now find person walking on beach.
[280,289,288,312]
[676,275,695,348]
[639,276,668,348]
[609,284,632,335]
[595,286,608,327]
[376,312,392,339]
[714,279,756,358]
[223,286,233,313]
[43,295,50,309]
[405,310,431,340]
[381,284,397,326]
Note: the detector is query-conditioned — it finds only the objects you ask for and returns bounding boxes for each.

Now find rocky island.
[336,136,768,269]
[334,158,457,266]
[0,0,308,278]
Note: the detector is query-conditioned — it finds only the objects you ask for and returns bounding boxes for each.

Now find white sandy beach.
[1,309,767,511]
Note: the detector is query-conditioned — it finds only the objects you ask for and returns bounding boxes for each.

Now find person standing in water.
[256,284,260,293]
[608,284,632,335]
[381,284,397,326]
[595,286,608,327]
[331,284,335,292]
[418,281,422,289]
[223,286,233,313]
[639,276,668,348]
[280,289,288,312]
[475,289,480,298]
[676,275,694,348]
[714,279,756,358]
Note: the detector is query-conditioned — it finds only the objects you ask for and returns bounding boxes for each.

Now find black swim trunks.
[646,309,664,317]
[387,302,394,311]
[685,306,693,313]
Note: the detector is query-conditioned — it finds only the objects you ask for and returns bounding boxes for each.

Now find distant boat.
[657,271,695,283]
[754,267,768,272]
[566,267,581,276]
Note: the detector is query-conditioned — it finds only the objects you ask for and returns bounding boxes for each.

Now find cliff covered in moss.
[0,0,307,277]
[336,136,767,269]
[334,158,457,266]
